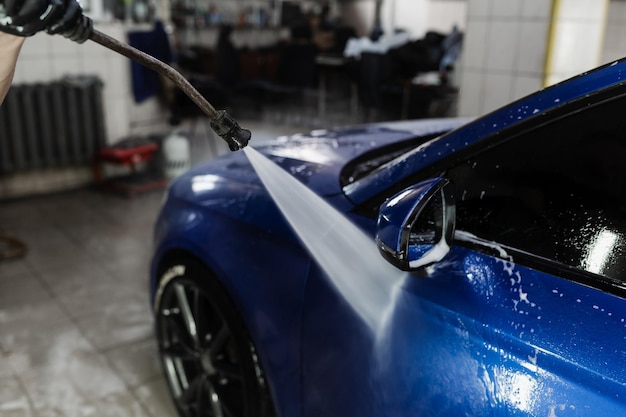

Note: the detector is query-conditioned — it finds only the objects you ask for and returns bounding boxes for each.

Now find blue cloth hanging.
[127,21,173,103]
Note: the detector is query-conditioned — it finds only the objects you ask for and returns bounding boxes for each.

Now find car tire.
[154,257,275,417]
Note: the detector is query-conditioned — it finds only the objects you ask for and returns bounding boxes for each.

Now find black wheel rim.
[157,278,248,417]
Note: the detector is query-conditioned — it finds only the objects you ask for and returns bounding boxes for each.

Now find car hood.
[171,118,468,203]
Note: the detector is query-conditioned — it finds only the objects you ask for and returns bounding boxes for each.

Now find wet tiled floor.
[0,119,305,417]
[0,188,171,417]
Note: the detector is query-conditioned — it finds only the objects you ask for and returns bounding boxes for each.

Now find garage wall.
[4,23,171,199]
[602,1,626,64]
[544,0,608,86]
[339,0,466,38]
[338,0,377,37]
[13,23,171,146]
[427,0,468,34]
[457,0,615,118]
[382,0,430,37]
[385,0,466,37]
[457,0,553,117]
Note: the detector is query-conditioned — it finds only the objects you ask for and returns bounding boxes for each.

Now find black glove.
[0,0,83,38]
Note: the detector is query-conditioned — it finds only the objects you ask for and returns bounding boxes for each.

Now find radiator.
[0,76,107,174]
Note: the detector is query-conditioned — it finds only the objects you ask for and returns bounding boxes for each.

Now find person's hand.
[0,0,83,37]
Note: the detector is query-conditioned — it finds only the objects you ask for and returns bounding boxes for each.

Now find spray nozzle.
[210,110,252,151]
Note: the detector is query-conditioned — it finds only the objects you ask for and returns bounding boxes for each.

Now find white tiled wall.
[343,0,466,39]
[544,0,608,86]
[0,168,93,199]
[427,1,467,34]
[458,0,551,116]
[458,0,612,117]
[601,1,626,64]
[383,0,430,37]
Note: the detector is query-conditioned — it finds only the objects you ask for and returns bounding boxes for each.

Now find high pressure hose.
[62,15,251,151]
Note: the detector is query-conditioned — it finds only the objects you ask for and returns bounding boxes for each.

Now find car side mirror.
[376,178,455,271]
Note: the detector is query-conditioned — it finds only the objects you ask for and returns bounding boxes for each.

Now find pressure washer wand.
[64,16,251,151]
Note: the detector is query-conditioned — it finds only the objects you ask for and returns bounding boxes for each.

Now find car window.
[447,94,626,283]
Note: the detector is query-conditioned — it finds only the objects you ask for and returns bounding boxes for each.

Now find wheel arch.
[153,250,278,417]
[151,223,308,417]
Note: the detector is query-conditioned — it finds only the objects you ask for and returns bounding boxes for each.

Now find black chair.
[277,43,318,88]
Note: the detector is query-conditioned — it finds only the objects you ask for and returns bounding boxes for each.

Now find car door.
[301,89,626,416]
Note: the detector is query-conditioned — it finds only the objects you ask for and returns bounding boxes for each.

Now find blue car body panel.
[151,58,626,416]
[150,120,466,417]
[301,246,626,416]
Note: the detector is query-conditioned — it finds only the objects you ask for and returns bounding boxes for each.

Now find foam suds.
[244,146,406,333]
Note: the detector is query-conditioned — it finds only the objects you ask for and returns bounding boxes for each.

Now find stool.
[93,136,167,197]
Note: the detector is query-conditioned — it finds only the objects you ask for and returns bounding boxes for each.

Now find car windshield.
[339,133,444,188]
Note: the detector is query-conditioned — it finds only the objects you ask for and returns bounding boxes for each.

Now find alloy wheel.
[157,276,254,417]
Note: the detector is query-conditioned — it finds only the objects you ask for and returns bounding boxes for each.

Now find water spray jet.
[244,146,407,334]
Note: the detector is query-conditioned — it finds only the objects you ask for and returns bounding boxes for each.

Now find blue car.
[150,58,626,417]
